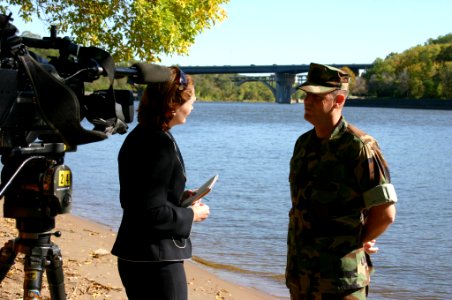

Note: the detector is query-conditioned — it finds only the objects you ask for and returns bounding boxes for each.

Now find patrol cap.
[297,63,350,94]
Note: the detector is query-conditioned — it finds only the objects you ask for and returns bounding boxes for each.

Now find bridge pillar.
[275,73,295,104]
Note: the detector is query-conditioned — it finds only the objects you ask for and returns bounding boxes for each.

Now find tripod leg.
[0,239,17,282]
[23,247,46,300]
[46,243,66,299]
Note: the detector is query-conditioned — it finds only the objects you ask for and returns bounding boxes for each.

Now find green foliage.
[427,34,452,45]
[364,33,452,99]
[341,66,357,92]
[1,0,229,62]
[192,74,274,102]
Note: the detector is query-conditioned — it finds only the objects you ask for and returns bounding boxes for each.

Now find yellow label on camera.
[58,170,71,187]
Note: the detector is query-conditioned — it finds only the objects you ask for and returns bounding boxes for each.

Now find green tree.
[364,34,452,99]
[365,58,397,97]
[238,82,273,102]
[1,0,228,62]
[341,66,356,93]
[437,62,452,99]
[427,34,452,45]
[437,45,452,62]
[192,74,277,102]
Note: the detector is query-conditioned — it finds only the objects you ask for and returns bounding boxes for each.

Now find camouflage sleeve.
[363,183,398,208]
[358,138,398,209]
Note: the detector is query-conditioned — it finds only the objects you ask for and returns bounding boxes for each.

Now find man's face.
[303,91,336,126]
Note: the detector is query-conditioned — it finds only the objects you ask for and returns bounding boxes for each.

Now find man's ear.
[335,93,346,106]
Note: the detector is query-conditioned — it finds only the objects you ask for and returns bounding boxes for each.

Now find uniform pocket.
[338,248,370,290]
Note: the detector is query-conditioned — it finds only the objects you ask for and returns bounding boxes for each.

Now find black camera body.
[0,14,134,223]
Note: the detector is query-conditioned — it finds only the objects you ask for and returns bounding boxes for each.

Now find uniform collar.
[329,117,347,141]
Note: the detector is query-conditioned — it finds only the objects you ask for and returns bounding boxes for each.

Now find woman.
[111,67,210,300]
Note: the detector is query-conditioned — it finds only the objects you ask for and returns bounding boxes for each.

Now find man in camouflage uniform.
[286,63,397,300]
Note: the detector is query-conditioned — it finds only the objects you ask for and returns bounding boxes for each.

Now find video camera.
[0,13,170,224]
[0,14,174,298]
[0,14,132,152]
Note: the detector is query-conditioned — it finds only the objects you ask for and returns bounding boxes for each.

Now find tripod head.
[0,144,69,233]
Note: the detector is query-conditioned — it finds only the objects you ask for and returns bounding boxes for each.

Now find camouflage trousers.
[289,286,368,300]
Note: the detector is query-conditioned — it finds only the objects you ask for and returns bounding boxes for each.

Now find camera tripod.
[0,218,66,299]
[0,148,72,299]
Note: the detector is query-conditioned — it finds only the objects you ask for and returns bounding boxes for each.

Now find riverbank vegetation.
[24,30,452,102]
[360,33,452,100]
[190,74,277,102]
[7,2,450,101]
[183,33,452,101]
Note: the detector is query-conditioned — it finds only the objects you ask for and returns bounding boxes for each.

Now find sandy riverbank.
[0,204,276,299]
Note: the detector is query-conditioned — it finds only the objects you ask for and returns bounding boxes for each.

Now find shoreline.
[0,205,278,299]
[345,98,452,110]
[196,99,452,110]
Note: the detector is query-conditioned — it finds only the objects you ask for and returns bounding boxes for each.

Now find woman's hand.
[182,189,196,201]
[191,201,210,222]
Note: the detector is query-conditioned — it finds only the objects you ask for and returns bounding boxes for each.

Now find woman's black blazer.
[111,124,194,261]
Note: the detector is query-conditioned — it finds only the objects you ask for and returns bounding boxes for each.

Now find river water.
[63,102,452,299]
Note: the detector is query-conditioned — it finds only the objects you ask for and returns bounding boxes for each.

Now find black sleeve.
[118,128,193,238]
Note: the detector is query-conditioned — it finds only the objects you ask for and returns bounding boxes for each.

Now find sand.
[0,204,277,299]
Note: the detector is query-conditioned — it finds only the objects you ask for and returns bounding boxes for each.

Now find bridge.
[179,64,372,103]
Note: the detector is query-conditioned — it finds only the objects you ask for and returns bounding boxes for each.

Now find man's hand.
[363,239,379,254]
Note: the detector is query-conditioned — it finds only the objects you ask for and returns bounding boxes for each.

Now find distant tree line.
[192,33,452,101]
[190,74,278,102]
[358,33,452,100]
[23,31,452,101]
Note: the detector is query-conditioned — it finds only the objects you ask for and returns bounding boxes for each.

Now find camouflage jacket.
[286,117,396,295]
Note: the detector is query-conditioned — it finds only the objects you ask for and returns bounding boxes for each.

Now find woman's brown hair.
[137,67,194,131]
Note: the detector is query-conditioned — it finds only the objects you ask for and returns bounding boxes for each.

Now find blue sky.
[11,0,452,67]
[161,0,452,66]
